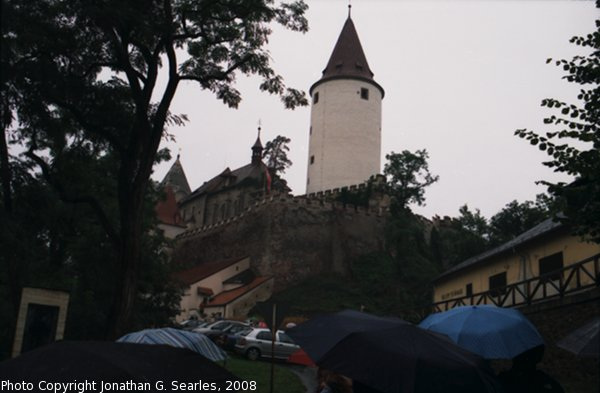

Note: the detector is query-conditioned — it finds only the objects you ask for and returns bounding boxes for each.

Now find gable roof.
[207,276,272,307]
[180,162,268,205]
[434,218,564,283]
[310,17,384,97]
[172,257,248,286]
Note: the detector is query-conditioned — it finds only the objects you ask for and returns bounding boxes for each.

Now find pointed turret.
[161,154,191,201]
[310,15,384,97]
[251,127,263,164]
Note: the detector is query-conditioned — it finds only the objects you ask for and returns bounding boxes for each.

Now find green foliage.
[383,150,439,214]
[263,135,292,175]
[1,0,308,337]
[488,196,552,246]
[515,18,600,242]
[335,181,373,208]
[432,197,552,269]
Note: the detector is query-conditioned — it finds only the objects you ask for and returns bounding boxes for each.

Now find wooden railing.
[432,253,600,312]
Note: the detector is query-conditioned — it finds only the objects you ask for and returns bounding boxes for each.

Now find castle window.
[310,155,315,164]
[313,92,319,104]
[310,126,312,135]
[361,88,369,100]
[488,272,507,297]
[539,252,563,281]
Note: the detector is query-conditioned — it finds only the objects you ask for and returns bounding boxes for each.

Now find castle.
[160,9,391,320]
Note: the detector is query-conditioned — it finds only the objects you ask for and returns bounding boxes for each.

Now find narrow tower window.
[313,92,319,104]
[310,155,315,164]
[361,88,369,100]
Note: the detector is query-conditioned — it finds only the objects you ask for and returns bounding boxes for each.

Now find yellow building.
[433,218,600,311]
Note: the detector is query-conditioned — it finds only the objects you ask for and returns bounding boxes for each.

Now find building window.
[310,126,312,135]
[466,283,473,297]
[313,92,319,104]
[310,155,315,164]
[307,178,310,185]
[539,252,563,281]
[489,272,507,297]
[361,88,369,100]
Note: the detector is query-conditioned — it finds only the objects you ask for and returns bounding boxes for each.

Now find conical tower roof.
[310,16,384,96]
[161,155,191,195]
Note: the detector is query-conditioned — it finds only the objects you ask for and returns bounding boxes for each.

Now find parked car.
[179,319,209,331]
[193,320,249,334]
[234,328,300,360]
[193,320,250,347]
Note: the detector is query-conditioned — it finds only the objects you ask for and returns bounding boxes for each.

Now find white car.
[234,328,300,360]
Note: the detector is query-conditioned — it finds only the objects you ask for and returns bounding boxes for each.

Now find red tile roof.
[172,257,248,286]
[207,276,273,306]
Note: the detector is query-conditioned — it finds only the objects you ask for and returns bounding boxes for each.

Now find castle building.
[173,132,288,229]
[306,9,384,194]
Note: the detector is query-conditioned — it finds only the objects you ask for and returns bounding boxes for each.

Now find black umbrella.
[286,309,406,362]
[0,341,240,392]
[318,325,502,393]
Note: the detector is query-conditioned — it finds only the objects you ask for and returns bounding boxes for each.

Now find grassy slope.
[225,355,306,393]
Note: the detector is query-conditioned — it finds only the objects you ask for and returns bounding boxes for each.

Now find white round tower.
[306,13,384,194]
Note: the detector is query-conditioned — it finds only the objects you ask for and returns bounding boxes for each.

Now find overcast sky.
[153,0,598,219]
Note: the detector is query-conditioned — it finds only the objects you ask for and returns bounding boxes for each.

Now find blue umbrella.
[118,327,227,362]
[419,305,543,359]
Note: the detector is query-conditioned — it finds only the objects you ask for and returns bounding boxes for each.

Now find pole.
[270,303,277,393]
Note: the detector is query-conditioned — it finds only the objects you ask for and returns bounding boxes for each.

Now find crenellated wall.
[172,184,389,292]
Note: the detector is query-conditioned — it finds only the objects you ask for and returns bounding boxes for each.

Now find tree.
[515,17,600,242]
[383,149,439,215]
[2,0,308,338]
[488,195,551,246]
[263,135,292,176]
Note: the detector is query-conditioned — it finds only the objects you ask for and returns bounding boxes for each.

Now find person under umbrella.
[317,324,502,393]
[497,345,565,393]
[286,309,406,363]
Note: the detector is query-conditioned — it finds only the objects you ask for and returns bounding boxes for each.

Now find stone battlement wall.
[177,179,389,241]
[173,191,387,291]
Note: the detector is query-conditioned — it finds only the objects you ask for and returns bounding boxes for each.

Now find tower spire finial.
[257,119,262,138]
[348,0,351,18]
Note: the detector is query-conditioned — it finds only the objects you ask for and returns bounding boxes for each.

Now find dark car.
[193,320,250,348]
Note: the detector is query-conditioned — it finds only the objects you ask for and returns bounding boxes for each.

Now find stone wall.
[515,289,600,393]
[173,192,387,291]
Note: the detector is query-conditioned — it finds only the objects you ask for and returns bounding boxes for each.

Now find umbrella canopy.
[318,325,501,393]
[286,309,405,362]
[557,317,599,357]
[419,305,544,359]
[0,341,239,391]
[287,348,316,367]
[117,327,227,362]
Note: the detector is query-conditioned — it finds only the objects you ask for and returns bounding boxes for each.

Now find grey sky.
[153,0,598,219]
